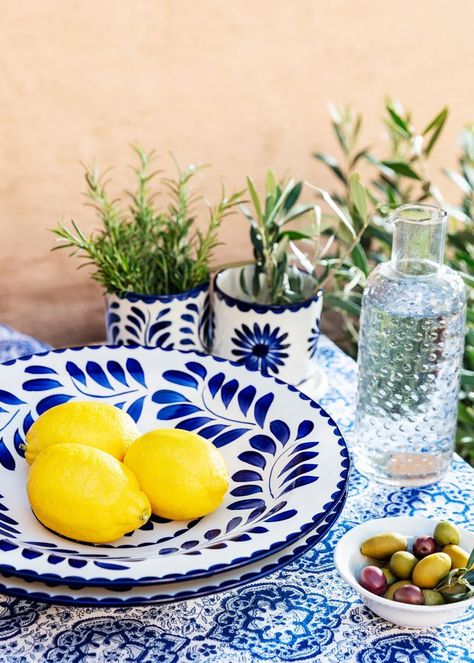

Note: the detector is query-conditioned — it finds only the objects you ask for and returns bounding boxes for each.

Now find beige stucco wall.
[1,0,473,346]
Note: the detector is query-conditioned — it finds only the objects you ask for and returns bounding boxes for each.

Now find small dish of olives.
[334,516,474,628]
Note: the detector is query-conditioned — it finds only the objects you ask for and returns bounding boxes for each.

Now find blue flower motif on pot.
[231,323,289,376]
[308,320,321,359]
[212,267,323,385]
[105,283,210,352]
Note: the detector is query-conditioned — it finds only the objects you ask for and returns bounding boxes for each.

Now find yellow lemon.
[25,401,140,464]
[124,429,229,520]
[27,443,151,543]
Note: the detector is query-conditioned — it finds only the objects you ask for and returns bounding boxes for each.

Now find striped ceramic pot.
[211,267,323,385]
[105,283,211,352]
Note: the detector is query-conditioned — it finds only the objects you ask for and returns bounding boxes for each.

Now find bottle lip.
[390,203,447,226]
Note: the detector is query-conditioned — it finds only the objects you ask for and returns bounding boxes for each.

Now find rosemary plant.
[52,147,243,296]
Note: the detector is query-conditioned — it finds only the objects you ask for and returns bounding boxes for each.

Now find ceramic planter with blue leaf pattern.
[211,267,323,385]
[105,283,211,352]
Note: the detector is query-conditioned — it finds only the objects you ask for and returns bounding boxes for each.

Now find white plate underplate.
[0,489,347,606]
[0,345,349,588]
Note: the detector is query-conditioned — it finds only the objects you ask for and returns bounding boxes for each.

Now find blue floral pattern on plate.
[0,345,348,588]
[0,494,346,606]
[0,328,472,663]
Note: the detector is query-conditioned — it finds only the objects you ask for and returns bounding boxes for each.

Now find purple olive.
[393,584,425,605]
[359,565,388,595]
[413,536,437,559]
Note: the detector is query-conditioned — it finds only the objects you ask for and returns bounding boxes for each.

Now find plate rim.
[0,490,347,607]
[0,344,349,587]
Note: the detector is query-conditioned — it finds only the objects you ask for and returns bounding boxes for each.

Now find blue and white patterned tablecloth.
[0,324,472,663]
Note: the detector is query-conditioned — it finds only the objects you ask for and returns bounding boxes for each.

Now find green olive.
[389,551,418,579]
[433,521,460,547]
[384,580,411,600]
[422,589,445,605]
[442,544,469,569]
[381,567,397,586]
[360,533,407,559]
[412,552,452,589]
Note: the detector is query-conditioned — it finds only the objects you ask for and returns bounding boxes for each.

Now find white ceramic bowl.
[334,516,474,628]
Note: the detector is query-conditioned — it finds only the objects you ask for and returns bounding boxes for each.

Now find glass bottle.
[354,204,466,486]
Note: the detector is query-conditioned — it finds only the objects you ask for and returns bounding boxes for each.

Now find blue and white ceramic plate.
[0,490,346,606]
[0,345,348,587]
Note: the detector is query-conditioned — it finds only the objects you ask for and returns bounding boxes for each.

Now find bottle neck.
[390,205,447,276]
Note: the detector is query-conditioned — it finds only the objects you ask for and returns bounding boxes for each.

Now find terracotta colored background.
[1,0,473,346]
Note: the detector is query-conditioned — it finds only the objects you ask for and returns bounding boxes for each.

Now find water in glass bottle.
[354,204,466,486]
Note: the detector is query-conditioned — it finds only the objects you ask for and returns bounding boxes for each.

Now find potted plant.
[211,171,370,384]
[52,147,242,352]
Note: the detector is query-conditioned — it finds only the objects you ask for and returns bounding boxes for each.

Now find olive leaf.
[349,173,368,222]
[423,107,449,156]
[381,160,421,180]
[435,547,474,603]
[312,101,474,467]
[241,170,371,305]
[467,546,474,570]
